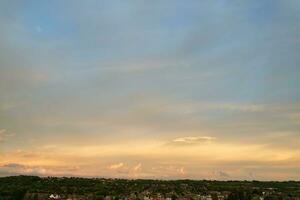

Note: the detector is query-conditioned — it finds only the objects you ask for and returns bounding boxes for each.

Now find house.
[49,194,60,199]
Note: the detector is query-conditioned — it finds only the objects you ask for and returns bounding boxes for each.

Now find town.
[0,176,299,200]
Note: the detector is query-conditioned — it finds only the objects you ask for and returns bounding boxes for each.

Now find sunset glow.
[0,1,300,180]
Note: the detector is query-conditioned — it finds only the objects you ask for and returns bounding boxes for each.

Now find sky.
[0,0,300,180]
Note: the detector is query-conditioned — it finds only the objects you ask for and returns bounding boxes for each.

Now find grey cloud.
[2,163,24,168]
[215,171,231,179]
[0,163,80,177]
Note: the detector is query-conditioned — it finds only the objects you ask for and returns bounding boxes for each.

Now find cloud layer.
[0,0,300,180]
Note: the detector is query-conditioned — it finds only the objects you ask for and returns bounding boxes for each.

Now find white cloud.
[169,136,215,146]
[178,167,185,175]
[108,162,124,170]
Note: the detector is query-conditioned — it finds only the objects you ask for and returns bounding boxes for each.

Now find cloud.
[0,129,14,142]
[90,58,179,73]
[106,162,145,177]
[259,131,300,150]
[248,171,255,179]
[0,163,46,176]
[162,102,265,115]
[108,162,143,175]
[108,162,124,170]
[133,163,142,172]
[0,163,80,177]
[0,129,6,141]
[0,1,300,180]
[2,163,24,168]
[214,170,231,179]
[178,167,185,175]
[209,104,265,112]
[218,171,230,178]
[167,136,215,146]
[150,165,187,179]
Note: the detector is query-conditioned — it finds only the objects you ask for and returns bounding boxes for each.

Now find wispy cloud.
[162,102,265,115]
[167,136,215,146]
[0,129,6,142]
[0,129,14,142]
[133,163,142,172]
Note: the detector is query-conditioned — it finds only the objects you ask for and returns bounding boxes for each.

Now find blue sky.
[0,1,300,180]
